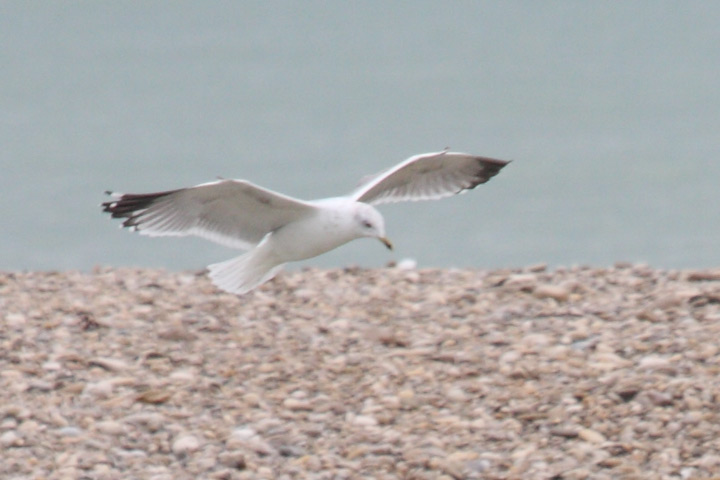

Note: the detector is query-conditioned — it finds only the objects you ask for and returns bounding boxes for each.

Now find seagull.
[102,150,510,295]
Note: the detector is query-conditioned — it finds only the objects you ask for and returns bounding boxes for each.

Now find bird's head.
[353,203,392,250]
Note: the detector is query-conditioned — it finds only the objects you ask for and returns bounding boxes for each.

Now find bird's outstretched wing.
[102,179,318,250]
[352,150,510,205]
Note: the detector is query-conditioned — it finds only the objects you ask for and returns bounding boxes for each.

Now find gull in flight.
[102,150,509,295]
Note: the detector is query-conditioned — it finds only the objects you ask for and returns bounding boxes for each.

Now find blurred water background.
[2,1,719,273]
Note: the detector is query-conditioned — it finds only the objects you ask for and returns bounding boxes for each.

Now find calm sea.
[2,2,719,273]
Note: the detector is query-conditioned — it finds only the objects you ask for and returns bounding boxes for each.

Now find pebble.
[95,421,125,435]
[396,258,418,270]
[578,428,606,444]
[136,389,173,404]
[218,450,246,469]
[533,284,571,301]
[89,357,130,372]
[57,427,83,437]
[123,412,167,432]
[349,414,378,427]
[638,355,673,371]
[283,398,313,411]
[0,431,22,448]
[226,428,275,455]
[3,266,720,478]
[172,434,201,457]
[82,380,116,398]
[5,313,26,327]
[446,387,467,402]
[42,360,62,371]
[503,273,537,290]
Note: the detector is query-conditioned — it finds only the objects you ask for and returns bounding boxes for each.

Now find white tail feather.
[207,251,283,295]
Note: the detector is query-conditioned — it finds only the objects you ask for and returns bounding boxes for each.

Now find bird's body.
[103,150,509,294]
[269,198,383,261]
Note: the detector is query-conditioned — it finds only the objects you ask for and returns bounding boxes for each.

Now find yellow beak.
[379,237,393,250]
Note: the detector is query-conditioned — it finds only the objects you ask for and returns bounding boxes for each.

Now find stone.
[578,428,606,444]
[533,284,571,301]
[172,434,200,457]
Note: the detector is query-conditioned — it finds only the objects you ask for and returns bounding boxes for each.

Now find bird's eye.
[362,220,373,229]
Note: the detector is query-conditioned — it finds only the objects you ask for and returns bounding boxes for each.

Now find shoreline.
[2,265,720,478]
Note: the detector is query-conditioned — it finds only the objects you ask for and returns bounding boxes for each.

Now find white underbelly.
[267,213,357,262]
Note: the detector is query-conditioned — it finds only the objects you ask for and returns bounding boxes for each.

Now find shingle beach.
[2,264,720,479]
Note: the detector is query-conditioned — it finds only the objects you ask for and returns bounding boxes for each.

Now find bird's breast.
[267,210,361,263]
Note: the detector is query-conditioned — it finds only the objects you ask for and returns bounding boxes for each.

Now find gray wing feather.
[103,179,318,249]
[352,150,510,205]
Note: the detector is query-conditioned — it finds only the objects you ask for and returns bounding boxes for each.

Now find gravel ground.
[2,264,720,480]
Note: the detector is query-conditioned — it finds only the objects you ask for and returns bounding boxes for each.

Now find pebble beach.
[2,264,720,479]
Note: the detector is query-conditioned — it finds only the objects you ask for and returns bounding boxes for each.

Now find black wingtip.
[464,156,512,190]
[103,190,172,213]
[101,191,121,212]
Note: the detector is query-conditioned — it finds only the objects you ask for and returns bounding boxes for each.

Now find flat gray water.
[2,2,719,272]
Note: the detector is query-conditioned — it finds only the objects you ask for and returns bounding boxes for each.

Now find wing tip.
[465,156,511,190]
